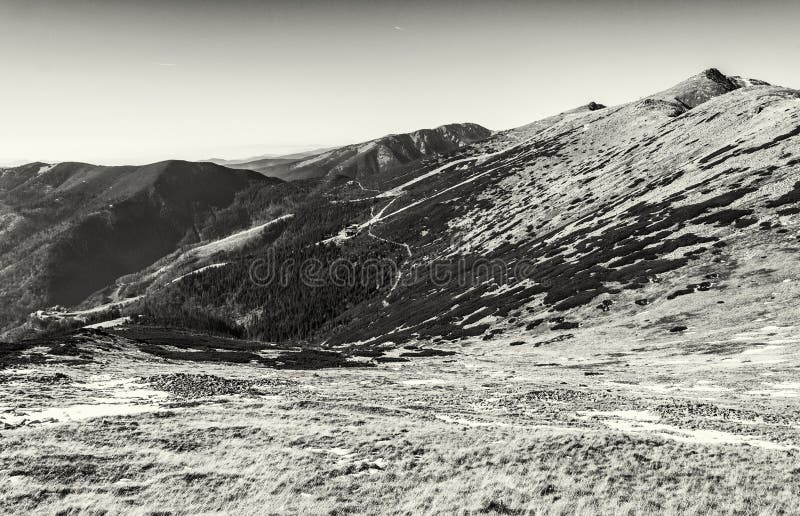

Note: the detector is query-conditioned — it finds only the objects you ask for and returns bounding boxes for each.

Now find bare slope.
[324,69,800,346]
[3,315,800,514]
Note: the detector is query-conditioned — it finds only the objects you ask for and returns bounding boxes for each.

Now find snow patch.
[401,378,448,386]
[582,410,794,450]
[0,376,167,428]
[170,263,228,284]
[36,163,57,176]
[83,316,131,329]
[0,404,159,427]
[435,414,509,427]
[191,214,294,258]
[463,315,498,329]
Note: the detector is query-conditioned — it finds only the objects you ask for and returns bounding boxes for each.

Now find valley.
[2,68,800,514]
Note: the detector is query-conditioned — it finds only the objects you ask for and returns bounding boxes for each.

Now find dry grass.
[2,400,798,515]
[2,322,800,515]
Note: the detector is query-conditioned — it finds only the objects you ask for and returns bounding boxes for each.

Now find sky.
[1,0,799,165]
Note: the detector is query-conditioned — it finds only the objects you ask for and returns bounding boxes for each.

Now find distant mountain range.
[216,123,492,180]
[3,69,800,349]
[205,147,335,167]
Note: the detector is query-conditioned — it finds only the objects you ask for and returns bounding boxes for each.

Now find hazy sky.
[2,0,799,165]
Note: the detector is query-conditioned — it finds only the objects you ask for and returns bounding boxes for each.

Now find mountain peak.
[649,67,744,112]
[699,67,730,84]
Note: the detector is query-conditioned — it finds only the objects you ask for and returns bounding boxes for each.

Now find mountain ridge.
[6,68,800,349]
[0,160,273,335]
[232,122,492,180]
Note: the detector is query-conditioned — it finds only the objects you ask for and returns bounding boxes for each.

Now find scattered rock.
[531,334,575,348]
[525,319,545,330]
[551,321,580,330]
[399,348,457,358]
[0,372,71,385]
[142,373,294,399]
[597,299,614,312]
[375,356,410,363]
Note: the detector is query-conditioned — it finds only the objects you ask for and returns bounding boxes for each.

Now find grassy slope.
[321,79,800,347]
[2,311,800,514]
